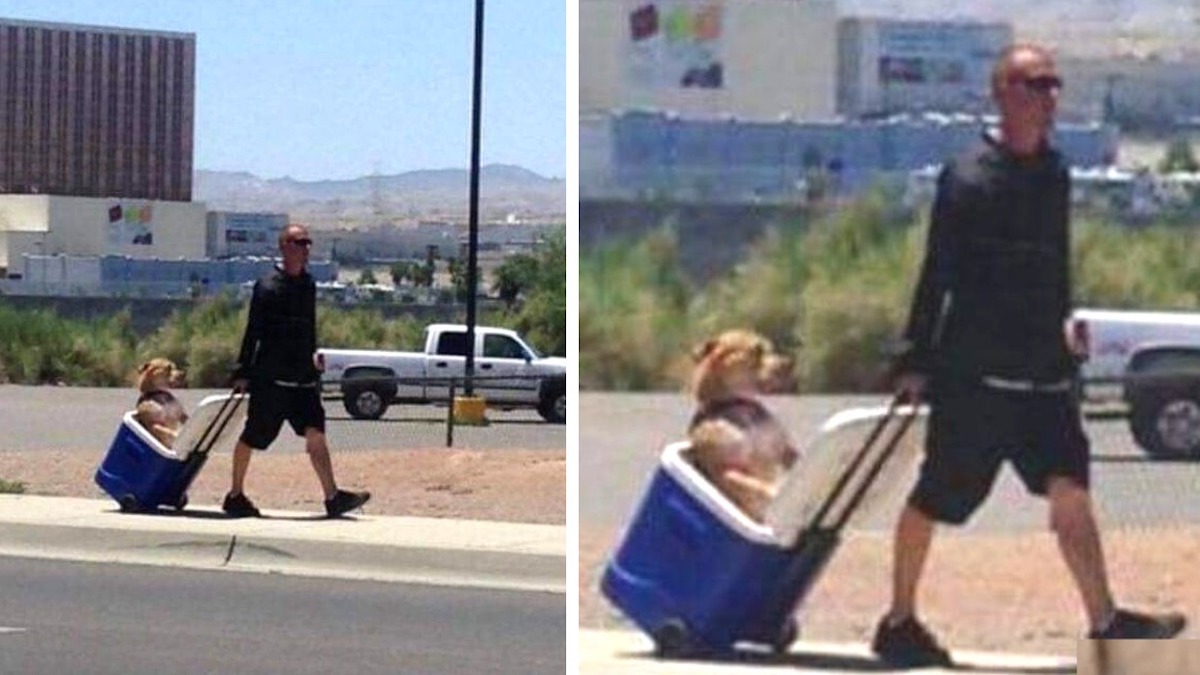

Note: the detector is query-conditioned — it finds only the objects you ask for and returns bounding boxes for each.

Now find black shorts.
[240,382,326,450]
[909,378,1090,525]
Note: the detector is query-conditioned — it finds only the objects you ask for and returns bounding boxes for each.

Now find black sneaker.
[325,489,370,518]
[222,492,261,518]
[1088,608,1187,639]
[871,615,953,669]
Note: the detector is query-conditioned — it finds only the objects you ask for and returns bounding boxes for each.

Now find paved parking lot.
[0,385,565,454]
[580,392,1200,532]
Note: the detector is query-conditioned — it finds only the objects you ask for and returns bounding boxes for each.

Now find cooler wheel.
[773,617,799,654]
[118,494,140,513]
[653,619,698,659]
[174,494,189,511]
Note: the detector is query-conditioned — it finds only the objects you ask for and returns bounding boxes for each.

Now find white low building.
[0,194,206,278]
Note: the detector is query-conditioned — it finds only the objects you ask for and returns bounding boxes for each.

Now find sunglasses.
[1017,74,1063,93]
[287,238,313,247]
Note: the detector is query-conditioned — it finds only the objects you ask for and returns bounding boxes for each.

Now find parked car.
[1074,308,1200,458]
[319,324,567,423]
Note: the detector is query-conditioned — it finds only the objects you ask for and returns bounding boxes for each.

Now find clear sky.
[0,0,566,181]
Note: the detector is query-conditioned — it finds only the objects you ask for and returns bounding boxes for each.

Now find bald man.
[227,223,370,519]
[875,44,1185,667]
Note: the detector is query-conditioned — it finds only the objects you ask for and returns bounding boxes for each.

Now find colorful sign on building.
[106,202,155,246]
[627,2,724,90]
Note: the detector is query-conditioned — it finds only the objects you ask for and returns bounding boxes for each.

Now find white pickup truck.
[318,324,567,423]
[1074,308,1200,458]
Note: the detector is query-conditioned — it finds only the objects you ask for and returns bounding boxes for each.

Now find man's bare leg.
[231,439,253,496]
[888,503,936,620]
[1046,476,1115,630]
[304,428,338,501]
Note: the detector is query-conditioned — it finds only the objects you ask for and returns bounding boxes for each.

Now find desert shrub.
[690,226,810,354]
[1073,219,1200,310]
[139,295,246,387]
[579,229,692,389]
[316,307,424,351]
[0,306,138,385]
[504,227,566,356]
[580,189,1200,393]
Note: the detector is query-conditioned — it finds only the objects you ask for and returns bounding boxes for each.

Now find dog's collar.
[137,390,174,405]
[697,394,766,416]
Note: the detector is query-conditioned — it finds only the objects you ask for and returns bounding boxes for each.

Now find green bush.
[0,306,138,385]
[0,478,26,494]
[579,229,693,389]
[1073,218,1200,309]
[580,194,1200,392]
[0,247,566,387]
[504,227,566,356]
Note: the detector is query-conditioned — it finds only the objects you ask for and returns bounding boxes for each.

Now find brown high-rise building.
[0,18,195,201]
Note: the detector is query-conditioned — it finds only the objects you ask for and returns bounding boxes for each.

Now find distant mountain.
[194,164,565,228]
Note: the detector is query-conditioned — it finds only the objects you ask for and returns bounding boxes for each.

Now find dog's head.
[691,329,796,402]
[136,358,185,394]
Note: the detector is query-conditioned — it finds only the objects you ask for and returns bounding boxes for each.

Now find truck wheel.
[1130,389,1200,459]
[343,385,389,420]
[538,386,566,424]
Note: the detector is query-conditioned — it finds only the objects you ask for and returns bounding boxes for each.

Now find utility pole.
[464,0,484,397]
[370,161,386,225]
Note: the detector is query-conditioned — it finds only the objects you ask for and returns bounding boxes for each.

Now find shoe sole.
[874,653,954,669]
[326,508,366,517]
[326,498,370,517]
[1151,619,1187,639]
[872,645,953,669]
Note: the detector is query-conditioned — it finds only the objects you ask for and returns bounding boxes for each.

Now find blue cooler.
[601,441,837,655]
[601,406,921,657]
[95,395,246,512]
[95,411,201,512]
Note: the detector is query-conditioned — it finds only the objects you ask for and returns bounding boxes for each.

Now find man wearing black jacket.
[872,44,1185,667]
[226,223,370,519]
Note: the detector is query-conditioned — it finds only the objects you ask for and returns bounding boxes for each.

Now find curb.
[0,495,565,594]
[579,629,1077,674]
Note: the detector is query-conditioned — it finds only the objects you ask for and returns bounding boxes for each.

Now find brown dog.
[134,358,189,448]
[687,329,799,522]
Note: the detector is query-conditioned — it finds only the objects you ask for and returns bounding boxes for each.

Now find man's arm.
[1058,168,1088,358]
[231,281,263,385]
[894,166,961,385]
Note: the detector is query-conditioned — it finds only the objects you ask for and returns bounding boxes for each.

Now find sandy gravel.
[582,523,1200,656]
[0,448,565,524]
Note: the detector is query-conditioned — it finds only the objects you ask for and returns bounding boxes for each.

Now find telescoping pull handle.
[805,396,917,536]
[188,390,246,459]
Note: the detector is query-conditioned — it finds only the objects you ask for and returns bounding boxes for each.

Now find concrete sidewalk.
[0,494,564,593]
[581,629,1076,674]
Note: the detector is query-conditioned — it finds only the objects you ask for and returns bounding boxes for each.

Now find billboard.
[106,202,155,246]
[876,23,1001,88]
[627,2,725,90]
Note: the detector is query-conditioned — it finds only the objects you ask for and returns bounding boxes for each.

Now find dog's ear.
[692,339,717,363]
[752,341,765,361]
[137,361,150,374]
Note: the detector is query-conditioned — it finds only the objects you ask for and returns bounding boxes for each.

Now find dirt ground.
[582,523,1200,657]
[0,448,565,524]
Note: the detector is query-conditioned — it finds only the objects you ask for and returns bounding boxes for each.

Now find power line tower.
[369,161,386,226]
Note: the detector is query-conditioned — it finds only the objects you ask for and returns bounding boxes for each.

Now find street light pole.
[464,0,484,397]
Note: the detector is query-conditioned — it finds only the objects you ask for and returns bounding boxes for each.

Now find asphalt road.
[0,385,565,453]
[0,556,564,675]
[581,392,1200,533]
